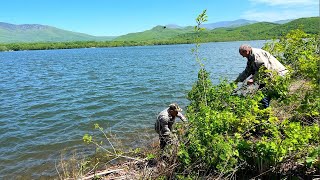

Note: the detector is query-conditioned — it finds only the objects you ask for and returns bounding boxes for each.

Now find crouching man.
[235,44,288,108]
[155,103,187,150]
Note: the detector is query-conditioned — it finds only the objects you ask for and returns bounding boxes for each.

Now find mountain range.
[201,19,258,29]
[0,22,116,43]
[0,17,316,43]
[113,17,318,42]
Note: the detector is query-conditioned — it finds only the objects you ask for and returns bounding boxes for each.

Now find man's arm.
[177,112,187,122]
[235,62,252,83]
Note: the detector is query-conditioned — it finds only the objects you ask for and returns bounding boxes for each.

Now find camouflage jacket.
[155,108,186,136]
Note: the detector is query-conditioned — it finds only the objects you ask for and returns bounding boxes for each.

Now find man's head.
[239,44,252,58]
[168,103,182,116]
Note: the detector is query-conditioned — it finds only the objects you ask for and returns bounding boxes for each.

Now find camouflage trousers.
[159,134,171,150]
[233,83,260,97]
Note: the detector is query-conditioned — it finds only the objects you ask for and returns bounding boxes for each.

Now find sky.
[0,0,319,36]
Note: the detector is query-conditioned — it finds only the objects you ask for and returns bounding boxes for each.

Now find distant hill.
[113,19,259,41]
[169,22,279,42]
[273,19,294,24]
[164,24,183,29]
[0,22,116,43]
[268,17,320,35]
[201,19,258,29]
[169,17,319,42]
[113,25,194,41]
[113,17,318,42]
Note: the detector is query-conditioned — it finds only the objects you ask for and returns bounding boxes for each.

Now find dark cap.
[169,103,182,112]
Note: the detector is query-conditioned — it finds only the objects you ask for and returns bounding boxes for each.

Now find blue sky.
[0,0,318,36]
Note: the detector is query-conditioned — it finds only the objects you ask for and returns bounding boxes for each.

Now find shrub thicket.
[177,29,320,179]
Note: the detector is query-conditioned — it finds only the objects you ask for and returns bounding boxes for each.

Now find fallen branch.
[80,169,123,180]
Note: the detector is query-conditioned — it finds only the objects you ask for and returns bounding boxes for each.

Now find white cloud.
[249,0,319,6]
[241,9,318,22]
[243,0,319,21]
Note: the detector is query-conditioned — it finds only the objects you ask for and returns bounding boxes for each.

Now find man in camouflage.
[155,103,187,150]
[235,44,288,108]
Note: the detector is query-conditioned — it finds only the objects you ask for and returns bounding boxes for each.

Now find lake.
[0,40,266,178]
